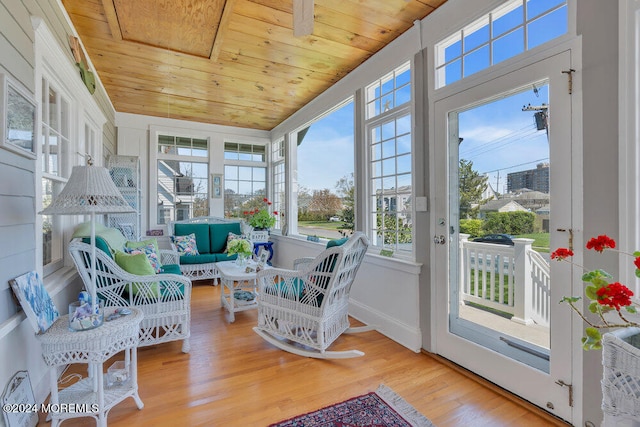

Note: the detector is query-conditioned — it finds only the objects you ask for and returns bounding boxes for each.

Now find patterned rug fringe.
[376,384,435,427]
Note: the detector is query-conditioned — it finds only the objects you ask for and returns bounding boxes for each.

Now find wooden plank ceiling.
[61,0,448,130]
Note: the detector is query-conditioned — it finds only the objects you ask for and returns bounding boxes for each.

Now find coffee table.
[216,260,270,322]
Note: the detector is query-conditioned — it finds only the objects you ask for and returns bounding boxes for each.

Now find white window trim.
[33,18,106,278]
[619,0,640,295]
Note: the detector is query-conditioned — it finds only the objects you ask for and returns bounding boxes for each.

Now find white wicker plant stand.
[37,308,144,427]
[602,327,640,427]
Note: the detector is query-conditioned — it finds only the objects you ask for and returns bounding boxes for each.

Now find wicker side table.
[37,307,144,427]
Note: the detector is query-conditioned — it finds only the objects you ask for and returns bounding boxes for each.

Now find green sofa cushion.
[82,236,113,259]
[96,228,128,253]
[179,253,218,265]
[326,236,348,249]
[72,221,109,239]
[215,253,238,262]
[159,264,182,275]
[209,222,242,254]
[174,223,210,254]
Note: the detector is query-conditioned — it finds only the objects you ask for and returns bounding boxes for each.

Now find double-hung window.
[156,135,209,224]
[40,79,71,274]
[224,142,268,221]
[365,62,413,257]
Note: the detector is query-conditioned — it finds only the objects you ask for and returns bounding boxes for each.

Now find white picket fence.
[459,234,551,326]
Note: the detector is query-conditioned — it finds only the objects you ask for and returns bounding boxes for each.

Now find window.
[271,138,285,230]
[41,79,71,274]
[224,142,268,221]
[294,100,354,239]
[156,135,209,224]
[365,62,413,256]
[435,0,568,88]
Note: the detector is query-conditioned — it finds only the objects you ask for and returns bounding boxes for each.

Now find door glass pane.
[451,82,551,370]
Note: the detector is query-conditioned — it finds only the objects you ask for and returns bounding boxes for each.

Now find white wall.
[0,0,115,418]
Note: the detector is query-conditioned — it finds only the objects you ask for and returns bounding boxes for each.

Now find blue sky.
[296,1,565,194]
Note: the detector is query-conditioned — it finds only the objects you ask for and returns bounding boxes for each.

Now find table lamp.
[39,156,134,325]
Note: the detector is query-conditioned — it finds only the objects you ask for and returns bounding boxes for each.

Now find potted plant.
[226,238,253,266]
[244,198,277,230]
[551,234,640,350]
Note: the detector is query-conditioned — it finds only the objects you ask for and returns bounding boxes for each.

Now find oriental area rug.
[269,384,434,427]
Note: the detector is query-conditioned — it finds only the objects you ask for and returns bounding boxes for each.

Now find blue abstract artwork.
[10,271,59,333]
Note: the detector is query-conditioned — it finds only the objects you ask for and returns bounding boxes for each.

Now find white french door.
[432,50,575,422]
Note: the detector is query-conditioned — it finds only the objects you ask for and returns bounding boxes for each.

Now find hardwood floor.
[43,281,569,426]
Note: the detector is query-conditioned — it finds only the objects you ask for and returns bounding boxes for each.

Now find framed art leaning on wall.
[0,73,37,159]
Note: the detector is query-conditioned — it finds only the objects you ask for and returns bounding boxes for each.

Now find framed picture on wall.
[0,74,37,159]
[211,174,222,198]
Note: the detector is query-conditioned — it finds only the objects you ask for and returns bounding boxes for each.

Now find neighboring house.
[478,199,528,219]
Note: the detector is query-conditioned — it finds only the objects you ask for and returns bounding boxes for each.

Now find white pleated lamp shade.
[39,164,134,215]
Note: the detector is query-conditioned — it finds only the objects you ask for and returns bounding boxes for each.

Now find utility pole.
[522,103,549,137]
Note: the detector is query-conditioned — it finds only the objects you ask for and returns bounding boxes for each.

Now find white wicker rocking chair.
[69,240,192,353]
[253,232,372,358]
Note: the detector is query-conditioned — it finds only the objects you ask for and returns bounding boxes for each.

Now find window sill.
[44,266,79,298]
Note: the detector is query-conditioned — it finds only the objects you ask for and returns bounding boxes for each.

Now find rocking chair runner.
[253,232,372,358]
[68,240,192,353]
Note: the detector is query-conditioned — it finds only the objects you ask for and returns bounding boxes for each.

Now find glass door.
[433,50,575,422]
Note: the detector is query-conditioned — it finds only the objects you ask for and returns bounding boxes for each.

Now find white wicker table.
[37,307,144,427]
[216,260,270,322]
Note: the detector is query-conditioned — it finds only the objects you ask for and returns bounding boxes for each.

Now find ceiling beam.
[211,0,237,62]
[293,0,314,37]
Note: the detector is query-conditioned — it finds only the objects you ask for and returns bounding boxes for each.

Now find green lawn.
[298,220,346,230]
[514,232,550,252]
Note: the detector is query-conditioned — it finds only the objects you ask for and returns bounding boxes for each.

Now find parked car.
[329,216,341,222]
[472,233,514,246]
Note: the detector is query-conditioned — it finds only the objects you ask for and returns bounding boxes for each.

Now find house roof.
[479,199,528,212]
[60,0,448,131]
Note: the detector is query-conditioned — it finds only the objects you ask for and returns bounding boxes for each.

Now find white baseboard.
[349,299,422,353]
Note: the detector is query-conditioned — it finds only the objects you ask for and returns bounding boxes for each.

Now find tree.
[335,173,354,230]
[459,159,489,219]
[307,189,342,219]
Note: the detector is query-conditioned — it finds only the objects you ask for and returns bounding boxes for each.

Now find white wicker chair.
[69,240,192,353]
[253,232,372,358]
[602,327,640,426]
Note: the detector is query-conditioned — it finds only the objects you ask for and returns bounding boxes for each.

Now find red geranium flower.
[550,248,574,260]
[586,235,616,252]
[596,282,634,310]
[273,211,278,215]
[634,257,640,270]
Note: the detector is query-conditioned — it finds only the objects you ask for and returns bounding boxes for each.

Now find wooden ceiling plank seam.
[222,31,355,76]
[99,0,122,41]
[99,72,310,111]
[228,14,375,60]
[210,0,238,62]
[233,0,392,48]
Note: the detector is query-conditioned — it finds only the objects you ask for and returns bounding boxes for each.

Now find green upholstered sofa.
[168,217,244,281]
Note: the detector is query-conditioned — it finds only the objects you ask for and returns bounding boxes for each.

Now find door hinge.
[561,69,575,95]
[556,228,574,251]
[555,379,573,407]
